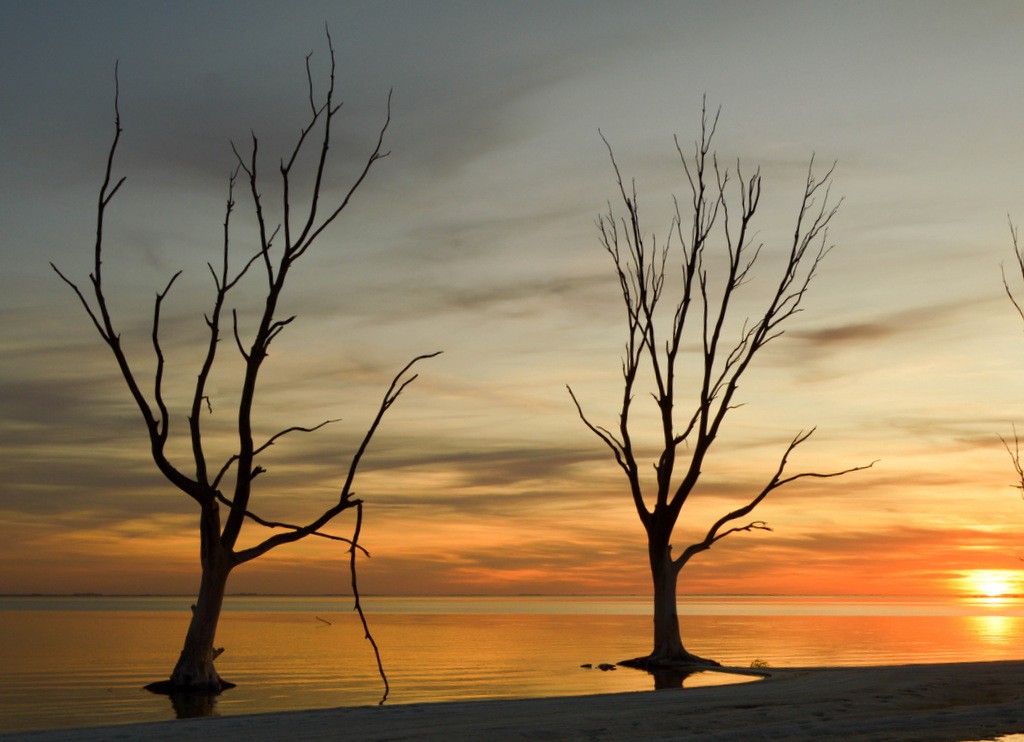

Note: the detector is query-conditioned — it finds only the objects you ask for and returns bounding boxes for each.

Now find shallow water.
[1,595,1021,733]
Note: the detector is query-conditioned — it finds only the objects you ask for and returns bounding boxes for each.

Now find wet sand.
[3,660,1023,741]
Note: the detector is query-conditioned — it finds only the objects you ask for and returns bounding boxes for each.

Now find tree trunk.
[169,558,233,690]
[650,543,686,662]
[146,502,235,694]
[620,534,719,669]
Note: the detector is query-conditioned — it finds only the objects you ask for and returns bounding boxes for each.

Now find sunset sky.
[3,1,1024,599]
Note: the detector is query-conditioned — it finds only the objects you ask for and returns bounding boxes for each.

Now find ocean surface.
[1,594,1022,734]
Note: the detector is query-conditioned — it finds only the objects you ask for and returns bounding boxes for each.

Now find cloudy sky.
[3,1,1024,598]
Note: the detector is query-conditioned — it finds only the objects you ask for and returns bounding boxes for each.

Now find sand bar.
[3,660,1023,741]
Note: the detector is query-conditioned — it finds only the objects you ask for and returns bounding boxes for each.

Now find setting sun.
[959,570,1020,598]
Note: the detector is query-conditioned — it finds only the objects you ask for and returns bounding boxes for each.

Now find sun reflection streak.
[965,614,1018,646]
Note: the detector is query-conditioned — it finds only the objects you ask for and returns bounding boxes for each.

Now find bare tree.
[569,105,872,669]
[52,33,438,695]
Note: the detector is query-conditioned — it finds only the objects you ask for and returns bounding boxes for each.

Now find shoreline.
[3,660,1023,741]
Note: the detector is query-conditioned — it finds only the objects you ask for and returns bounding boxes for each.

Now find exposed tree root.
[144,677,236,695]
[619,652,722,671]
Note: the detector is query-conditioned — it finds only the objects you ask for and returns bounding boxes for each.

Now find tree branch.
[295,89,393,258]
[337,352,441,502]
[1001,425,1024,500]
[52,63,199,504]
[211,419,339,490]
[213,491,368,556]
[1003,219,1024,325]
[151,271,183,442]
[349,500,389,704]
[231,351,439,561]
[567,385,651,525]
[676,429,875,568]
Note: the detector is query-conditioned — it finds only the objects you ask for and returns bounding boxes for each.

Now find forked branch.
[211,420,339,489]
[212,491,370,556]
[1001,427,1024,503]
[337,351,442,501]
[233,352,440,564]
[676,429,876,568]
[51,64,197,503]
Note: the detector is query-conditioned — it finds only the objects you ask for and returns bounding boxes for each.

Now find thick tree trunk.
[621,534,719,670]
[169,558,233,690]
[650,545,686,662]
[146,502,235,694]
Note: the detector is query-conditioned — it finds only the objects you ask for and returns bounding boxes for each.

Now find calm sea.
[1,594,1022,734]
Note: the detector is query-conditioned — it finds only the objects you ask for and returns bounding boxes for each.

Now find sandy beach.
[3,660,1023,741]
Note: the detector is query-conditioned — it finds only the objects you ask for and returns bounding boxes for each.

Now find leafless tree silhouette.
[52,32,438,696]
[569,103,872,669]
